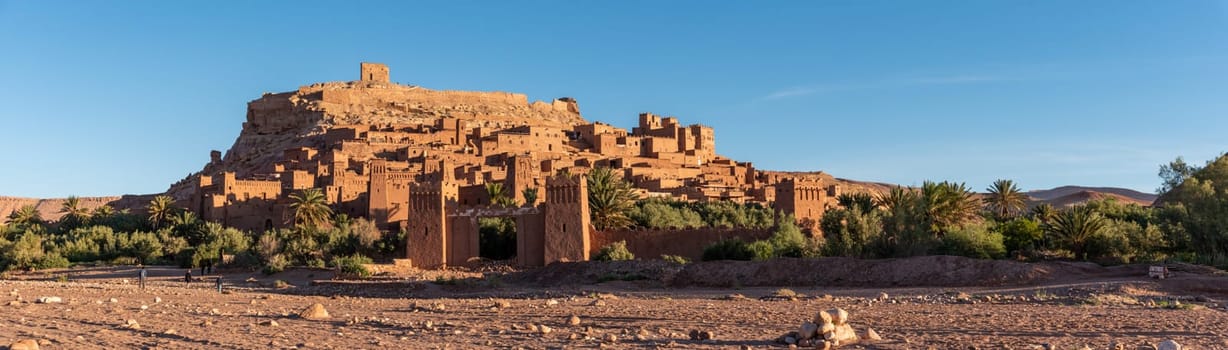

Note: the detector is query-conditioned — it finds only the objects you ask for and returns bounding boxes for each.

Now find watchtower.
[360,62,390,83]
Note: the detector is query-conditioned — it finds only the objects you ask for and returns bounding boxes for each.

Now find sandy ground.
[1,261,1227,350]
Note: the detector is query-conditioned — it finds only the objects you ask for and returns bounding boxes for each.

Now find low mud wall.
[589,227,773,260]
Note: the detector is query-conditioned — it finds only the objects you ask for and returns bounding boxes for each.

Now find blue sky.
[1,1,1225,197]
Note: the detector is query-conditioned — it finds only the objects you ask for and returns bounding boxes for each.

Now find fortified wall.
[177,63,854,266]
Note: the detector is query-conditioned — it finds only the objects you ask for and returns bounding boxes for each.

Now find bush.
[997,217,1044,254]
[767,216,809,258]
[262,254,288,275]
[330,254,373,277]
[661,254,690,264]
[702,239,754,261]
[594,241,635,261]
[747,240,775,261]
[936,223,1006,259]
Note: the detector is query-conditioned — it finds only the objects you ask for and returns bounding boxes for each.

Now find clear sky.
[1,1,1225,198]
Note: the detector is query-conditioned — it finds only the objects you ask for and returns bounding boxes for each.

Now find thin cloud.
[757,74,1008,101]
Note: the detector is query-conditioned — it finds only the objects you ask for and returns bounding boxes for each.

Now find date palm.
[59,196,90,227]
[921,181,980,235]
[147,195,177,230]
[289,188,333,228]
[587,167,637,230]
[984,179,1028,219]
[7,205,43,228]
[484,182,514,207]
[836,193,877,214]
[1046,206,1106,260]
[522,188,539,206]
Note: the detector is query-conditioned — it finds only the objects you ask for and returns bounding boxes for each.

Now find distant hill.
[1025,186,1157,207]
[0,195,155,224]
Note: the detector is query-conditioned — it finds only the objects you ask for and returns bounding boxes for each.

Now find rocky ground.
[1,258,1227,349]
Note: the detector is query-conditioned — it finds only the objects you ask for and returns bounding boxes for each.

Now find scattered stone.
[109,298,118,303]
[35,297,62,304]
[1157,340,1182,350]
[154,297,162,303]
[125,319,140,329]
[866,327,882,341]
[1136,344,1158,350]
[493,300,511,309]
[164,329,178,335]
[589,299,606,307]
[545,299,559,306]
[603,334,618,343]
[1109,341,1125,350]
[201,319,213,327]
[259,319,280,327]
[813,308,858,346]
[539,325,553,334]
[8,339,40,350]
[139,305,148,310]
[568,315,582,326]
[689,329,714,340]
[299,303,331,320]
[877,292,889,301]
[8,300,21,306]
[798,322,818,340]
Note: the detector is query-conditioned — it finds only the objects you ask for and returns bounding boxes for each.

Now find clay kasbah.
[1,63,1225,350]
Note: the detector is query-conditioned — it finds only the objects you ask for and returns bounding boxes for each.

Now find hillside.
[1026,186,1157,207]
[0,195,154,224]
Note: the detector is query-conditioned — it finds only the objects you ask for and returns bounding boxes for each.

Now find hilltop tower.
[360,62,390,83]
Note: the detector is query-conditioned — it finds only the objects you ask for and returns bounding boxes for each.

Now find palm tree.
[587,167,637,230]
[289,188,333,228]
[7,205,43,229]
[1030,203,1056,222]
[91,205,115,220]
[522,187,539,206]
[1046,206,1106,260]
[921,181,980,235]
[147,195,177,230]
[484,182,514,207]
[984,179,1028,219]
[59,196,90,227]
[836,193,877,214]
[876,186,918,212]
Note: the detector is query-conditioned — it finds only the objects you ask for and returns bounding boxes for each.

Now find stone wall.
[589,227,774,261]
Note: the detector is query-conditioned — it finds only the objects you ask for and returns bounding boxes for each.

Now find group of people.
[136,264,224,292]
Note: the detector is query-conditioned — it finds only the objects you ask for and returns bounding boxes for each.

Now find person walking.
[215,276,223,293]
[138,265,147,290]
[184,269,193,284]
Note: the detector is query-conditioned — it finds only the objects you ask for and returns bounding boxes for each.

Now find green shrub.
[702,239,754,261]
[330,254,373,277]
[997,217,1044,255]
[262,254,288,275]
[661,254,690,264]
[936,223,1006,259]
[35,253,71,270]
[594,241,635,261]
[747,240,775,261]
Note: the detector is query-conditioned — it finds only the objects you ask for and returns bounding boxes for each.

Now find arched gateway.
[406,174,590,269]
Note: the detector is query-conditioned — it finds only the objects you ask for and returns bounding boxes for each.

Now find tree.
[1157,156,1197,195]
[522,188,538,206]
[484,182,514,207]
[586,167,637,230]
[147,195,177,230]
[984,179,1028,219]
[836,193,877,214]
[289,188,333,229]
[59,196,90,230]
[7,205,43,229]
[1029,203,1056,222]
[921,181,980,235]
[1046,206,1107,260]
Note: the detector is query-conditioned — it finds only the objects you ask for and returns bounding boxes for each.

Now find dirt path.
[3,264,1227,349]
